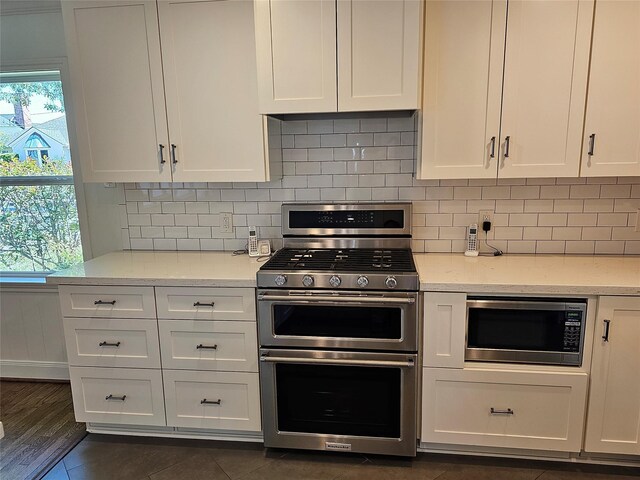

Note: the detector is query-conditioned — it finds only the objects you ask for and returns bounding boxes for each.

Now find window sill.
[0,275,49,286]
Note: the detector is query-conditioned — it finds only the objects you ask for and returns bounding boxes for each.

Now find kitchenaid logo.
[325,442,352,451]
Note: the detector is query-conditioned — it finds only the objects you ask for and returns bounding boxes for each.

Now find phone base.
[464,250,479,257]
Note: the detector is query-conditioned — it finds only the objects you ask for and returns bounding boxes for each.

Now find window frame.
[0,58,92,277]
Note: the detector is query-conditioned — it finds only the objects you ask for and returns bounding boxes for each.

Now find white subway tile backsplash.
[118,115,638,255]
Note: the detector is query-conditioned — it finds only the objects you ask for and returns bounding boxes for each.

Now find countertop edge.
[45,276,257,288]
[419,282,640,296]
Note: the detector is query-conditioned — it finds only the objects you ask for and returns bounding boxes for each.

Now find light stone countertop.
[46,251,264,287]
[413,253,640,296]
[47,250,640,296]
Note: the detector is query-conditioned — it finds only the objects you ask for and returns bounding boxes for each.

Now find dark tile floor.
[41,434,639,480]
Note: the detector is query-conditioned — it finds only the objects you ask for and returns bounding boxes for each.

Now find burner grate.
[261,248,416,272]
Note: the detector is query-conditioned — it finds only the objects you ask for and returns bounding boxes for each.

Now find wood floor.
[0,381,87,480]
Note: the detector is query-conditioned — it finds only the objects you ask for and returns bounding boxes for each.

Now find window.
[0,70,83,273]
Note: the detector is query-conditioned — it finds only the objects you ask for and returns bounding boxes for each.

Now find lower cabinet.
[421,367,588,452]
[163,370,261,431]
[584,296,640,455]
[69,366,166,426]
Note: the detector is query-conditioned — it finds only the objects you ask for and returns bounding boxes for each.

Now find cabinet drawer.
[421,368,588,452]
[69,367,165,426]
[59,285,156,319]
[159,320,257,372]
[64,318,160,368]
[155,287,255,321]
[163,370,261,431]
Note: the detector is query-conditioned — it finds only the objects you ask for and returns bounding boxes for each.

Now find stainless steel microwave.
[465,297,587,366]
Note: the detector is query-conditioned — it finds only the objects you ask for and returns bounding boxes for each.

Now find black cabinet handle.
[99,341,121,347]
[504,136,511,158]
[159,144,166,164]
[490,408,514,415]
[588,133,596,156]
[201,398,221,405]
[105,394,126,401]
[489,136,496,159]
[193,301,215,307]
[171,144,178,164]
[196,344,218,350]
[602,319,611,342]
[94,300,116,305]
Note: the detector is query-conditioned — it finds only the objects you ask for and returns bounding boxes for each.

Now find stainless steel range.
[257,203,419,457]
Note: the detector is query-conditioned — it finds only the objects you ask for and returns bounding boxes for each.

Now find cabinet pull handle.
[602,319,611,342]
[105,394,126,401]
[196,344,218,350]
[94,300,116,305]
[489,136,496,159]
[504,136,511,158]
[193,301,215,307]
[490,408,514,415]
[159,144,166,164]
[171,144,178,164]
[201,398,221,405]
[99,341,121,347]
[588,133,596,156]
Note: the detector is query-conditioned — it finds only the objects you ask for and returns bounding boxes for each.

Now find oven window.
[275,363,401,438]
[273,304,402,339]
[467,308,569,351]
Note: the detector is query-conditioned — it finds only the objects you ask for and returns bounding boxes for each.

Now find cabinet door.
[581,1,640,177]
[158,0,269,182]
[254,0,337,113]
[423,292,466,368]
[61,1,170,183]
[498,0,593,179]
[418,0,505,180]
[585,296,640,455]
[337,0,422,112]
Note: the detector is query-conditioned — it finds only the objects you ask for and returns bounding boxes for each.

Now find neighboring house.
[0,114,70,164]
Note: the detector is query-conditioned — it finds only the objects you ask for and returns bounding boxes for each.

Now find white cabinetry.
[60,283,261,436]
[255,0,422,113]
[63,0,275,183]
[581,1,640,177]
[423,292,466,368]
[421,368,588,452]
[585,296,640,455]
[419,0,593,180]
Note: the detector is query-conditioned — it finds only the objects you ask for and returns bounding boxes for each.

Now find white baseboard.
[86,423,263,443]
[0,360,69,380]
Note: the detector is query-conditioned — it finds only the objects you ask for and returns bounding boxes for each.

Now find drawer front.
[64,318,160,368]
[69,367,165,426]
[156,287,255,321]
[59,285,156,319]
[421,368,588,452]
[163,369,261,431]
[159,320,258,372]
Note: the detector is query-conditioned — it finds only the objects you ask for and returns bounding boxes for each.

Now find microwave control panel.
[563,311,583,352]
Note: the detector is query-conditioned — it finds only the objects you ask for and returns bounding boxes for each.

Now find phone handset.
[248,226,259,257]
[464,224,479,257]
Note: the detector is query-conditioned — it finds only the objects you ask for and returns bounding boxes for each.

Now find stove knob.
[385,276,398,289]
[356,275,369,288]
[274,274,287,286]
[329,275,341,288]
[302,275,314,287]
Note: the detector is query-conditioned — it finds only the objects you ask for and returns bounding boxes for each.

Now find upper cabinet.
[255,0,423,114]
[581,1,640,177]
[419,0,593,180]
[63,0,275,183]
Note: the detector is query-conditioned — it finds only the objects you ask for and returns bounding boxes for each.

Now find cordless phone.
[465,224,479,257]
[248,226,259,257]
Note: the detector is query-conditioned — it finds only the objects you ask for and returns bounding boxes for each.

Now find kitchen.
[0,0,638,479]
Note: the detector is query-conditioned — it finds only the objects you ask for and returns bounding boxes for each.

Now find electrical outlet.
[636,208,640,232]
[478,210,494,231]
[220,212,233,233]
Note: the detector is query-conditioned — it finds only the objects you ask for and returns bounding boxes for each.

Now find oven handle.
[257,294,415,305]
[260,355,414,368]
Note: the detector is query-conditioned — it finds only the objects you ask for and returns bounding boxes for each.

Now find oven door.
[257,290,418,351]
[259,348,417,457]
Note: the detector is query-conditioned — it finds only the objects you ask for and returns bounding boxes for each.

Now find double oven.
[257,203,419,457]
